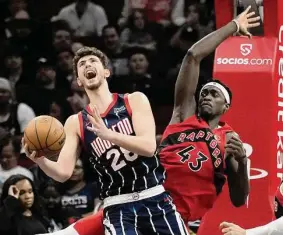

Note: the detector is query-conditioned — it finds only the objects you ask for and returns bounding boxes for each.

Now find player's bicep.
[171,53,199,124]
[128,92,156,141]
[57,115,81,177]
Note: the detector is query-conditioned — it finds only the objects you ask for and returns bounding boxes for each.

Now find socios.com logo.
[240,44,253,56]
[243,143,268,180]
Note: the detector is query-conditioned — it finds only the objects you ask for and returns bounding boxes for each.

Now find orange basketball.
[24,115,66,159]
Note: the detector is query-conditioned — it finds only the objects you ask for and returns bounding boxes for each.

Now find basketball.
[24,115,66,158]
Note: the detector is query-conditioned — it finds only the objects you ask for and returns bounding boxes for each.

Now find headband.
[200,82,230,104]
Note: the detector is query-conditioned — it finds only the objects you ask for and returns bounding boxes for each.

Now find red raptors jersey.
[159,115,233,222]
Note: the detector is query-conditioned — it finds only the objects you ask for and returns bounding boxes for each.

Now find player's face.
[16,179,34,209]
[198,86,229,119]
[76,55,110,90]
[70,159,84,181]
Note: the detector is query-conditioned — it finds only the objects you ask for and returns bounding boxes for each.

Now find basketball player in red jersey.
[35,6,260,235]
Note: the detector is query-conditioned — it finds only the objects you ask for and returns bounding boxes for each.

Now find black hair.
[127,8,148,32]
[102,24,121,36]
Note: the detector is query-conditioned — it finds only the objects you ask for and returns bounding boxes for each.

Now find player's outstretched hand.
[21,137,38,162]
[220,222,246,235]
[235,5,261,38]
[87,105,113,140]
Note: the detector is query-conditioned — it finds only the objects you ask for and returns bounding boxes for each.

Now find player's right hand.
[220,222,246,235]
[21,138,38,162]
[8,185,20,199]
[234,5,261,38]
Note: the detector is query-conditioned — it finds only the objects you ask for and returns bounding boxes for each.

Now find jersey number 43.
[177,145,209,172]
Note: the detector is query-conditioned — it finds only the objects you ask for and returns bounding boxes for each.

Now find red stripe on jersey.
[124,94,132,116]
[78,112,84,142]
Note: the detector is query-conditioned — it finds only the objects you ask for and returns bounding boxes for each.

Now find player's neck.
[86,83,113,114]
[206,117,220,130]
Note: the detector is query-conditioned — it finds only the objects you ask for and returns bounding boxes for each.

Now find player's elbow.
[56,171,72,183]
[56,164,73,182]
[143,141,156,157]
[186,48,202,62]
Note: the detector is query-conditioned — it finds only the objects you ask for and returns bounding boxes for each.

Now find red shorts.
[73,210,104,235]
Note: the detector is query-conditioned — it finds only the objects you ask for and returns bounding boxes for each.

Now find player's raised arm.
[23,115,81,182]
[87,92,156,157]
[171,6,260,124]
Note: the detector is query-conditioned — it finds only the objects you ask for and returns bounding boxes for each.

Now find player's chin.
[85,80,102,90]
[86,83,101,90]
[199,109,214,119]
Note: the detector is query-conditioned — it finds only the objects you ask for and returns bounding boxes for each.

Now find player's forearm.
[227,158,250,207]
[108,131,156,157]
[36,157,71,182]
[188,21,237,61]
[246,217,283,235]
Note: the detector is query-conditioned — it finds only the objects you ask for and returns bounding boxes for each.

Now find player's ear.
[104,69,110,78]
[222,103,230,114]
[77,77,82,87]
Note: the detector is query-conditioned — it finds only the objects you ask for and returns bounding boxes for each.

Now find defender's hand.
[220,222,246,235]
[87,105,113,140]
[234,5,261,38]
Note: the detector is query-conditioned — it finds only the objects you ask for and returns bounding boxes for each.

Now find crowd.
[0,0,217,234]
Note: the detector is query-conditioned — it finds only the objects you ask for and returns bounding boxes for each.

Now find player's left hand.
[87,105,113,140]
[220,222,246,235]
[225,135,246,163]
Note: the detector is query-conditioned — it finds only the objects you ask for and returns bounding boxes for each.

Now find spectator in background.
[0,78,35,136]
[0,174,50,234]
[4,0,29,37]
[118,0,185,27]
[110,47,156,102]
[120,9,157,51]
[1,46,32,99]
[41,182,81,231]
[55,0,108,37]
[60,159,100,219]
[0,131,33,193]
[49,102,66,124]
[101,24,129,77]
[56,47,75,90]
[52,21,73,53]
[67,79,89,114]
[72,41,84,53]
[22,57,71,119]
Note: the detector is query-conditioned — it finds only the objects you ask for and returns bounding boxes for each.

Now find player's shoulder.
[126,92,150,106]
[64,114,80,134]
